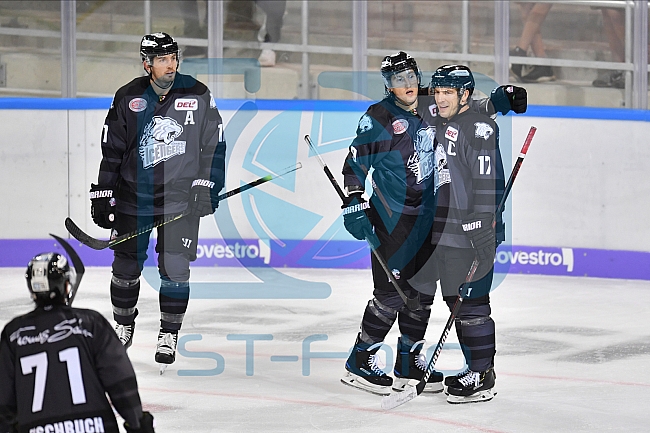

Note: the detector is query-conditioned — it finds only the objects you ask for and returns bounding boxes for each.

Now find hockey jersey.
[342,95,498,219]
[98,73,226,216]
[0,305,142,433]
[431,110,506,248]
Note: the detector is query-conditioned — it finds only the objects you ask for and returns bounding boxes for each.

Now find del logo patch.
[175,98,198,111]
[392,119,408,135]
[129,98,147,112]
[428,104,438,117]
[445,126,458,141]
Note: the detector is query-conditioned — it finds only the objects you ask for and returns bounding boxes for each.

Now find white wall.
[1,107,648,252]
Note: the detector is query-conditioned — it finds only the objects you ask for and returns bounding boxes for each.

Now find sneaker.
[341,334,393,396]
[114,309,138,349]
[446,367,496,404]
[155,329,178,365]
[592,71,624,89]
[510,46,527,82]
[521,65,556,83]
[392,338,443,393]
[258,48,276,67]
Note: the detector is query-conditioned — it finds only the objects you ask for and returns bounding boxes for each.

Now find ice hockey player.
[428,64,505,404]
[339,51,526,396]
[0,251,155,433]
[89,32,226,372]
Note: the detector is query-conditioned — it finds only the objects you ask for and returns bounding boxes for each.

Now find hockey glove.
[342,194,379,249]
[124,411,155,433]
[462,212,496,262]
[89,183,115,229]
[189,179,220,218]
[490,85,528,115]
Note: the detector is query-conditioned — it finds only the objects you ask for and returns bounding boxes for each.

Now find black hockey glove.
[490,85,528,115]
[342,194,379,249]
[124,411,155,433]
[89,183,115,229]
[462,212,496,262]
[189,179,220,218]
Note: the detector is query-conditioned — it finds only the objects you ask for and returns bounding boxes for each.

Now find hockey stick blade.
[66,163,302,250]
[381,385,417,410]
[49,233,85,305]
[381,126,537,410]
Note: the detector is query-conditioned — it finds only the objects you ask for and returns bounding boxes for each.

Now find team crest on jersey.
[475,122,494,140]
[129,98,147,112]
[357,114,373,134]
[392,119,408,135]
[139,116,186,169]
[445,126,458,141]
[175,98,198,111]
[407,126,436,184]
[428,104,438,117]
[434,141,451,193]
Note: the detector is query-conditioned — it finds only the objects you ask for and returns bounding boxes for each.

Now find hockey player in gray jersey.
[428,64,505,404]
[339,52,525,397]
[0,250,154,433]
[89,32,226,372]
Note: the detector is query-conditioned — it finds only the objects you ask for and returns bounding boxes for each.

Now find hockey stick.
[304,134,421,311]
[66,163,302,250]
[49,233,85,305]
[381,126,537,410]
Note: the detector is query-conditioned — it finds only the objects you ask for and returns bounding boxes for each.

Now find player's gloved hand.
[189,179,220,218]
[89,183,115,229]
[490,85,528,115]
[342,194,379,249]
[124,411,155,433]
[462,212,496,262]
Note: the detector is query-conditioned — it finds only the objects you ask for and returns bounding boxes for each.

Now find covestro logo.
[496,247,574,272]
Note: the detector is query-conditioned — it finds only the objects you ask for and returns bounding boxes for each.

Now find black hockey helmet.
[429,64,475,97]
[140,32,180,65]
[380,51,421,89]
[26,252,75,306]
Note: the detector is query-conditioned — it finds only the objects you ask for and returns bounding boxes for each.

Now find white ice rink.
[1,266,649,432]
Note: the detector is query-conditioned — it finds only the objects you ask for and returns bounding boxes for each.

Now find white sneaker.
[258,49,276,67]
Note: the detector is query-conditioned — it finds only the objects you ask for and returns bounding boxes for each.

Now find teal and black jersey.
[342,96,438,218]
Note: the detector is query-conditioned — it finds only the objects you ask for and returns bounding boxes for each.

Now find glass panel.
[76,1,144,96]
[508,1,635,108]
[0,1,61,95]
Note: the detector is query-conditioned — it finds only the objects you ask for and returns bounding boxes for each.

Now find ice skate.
[446,368,496,404]
[392,338,443,393]
[114,309,138,350]
[341,334,392,396]
[155,329,178,375]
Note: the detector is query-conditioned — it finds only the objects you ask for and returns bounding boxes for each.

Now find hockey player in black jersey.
[89,32,226,372]
[0,251,154,433]
[339,52,525,397]
[428,64,505,404]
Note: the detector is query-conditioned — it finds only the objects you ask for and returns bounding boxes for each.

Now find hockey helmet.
[140,32,180,65]
[429,64,475,97]
[380,51,421,89]
[26,252,75,305]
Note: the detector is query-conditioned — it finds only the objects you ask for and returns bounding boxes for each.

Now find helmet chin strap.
[392,92,418,113]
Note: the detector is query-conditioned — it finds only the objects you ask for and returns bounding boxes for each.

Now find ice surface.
[1,267,649,432]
